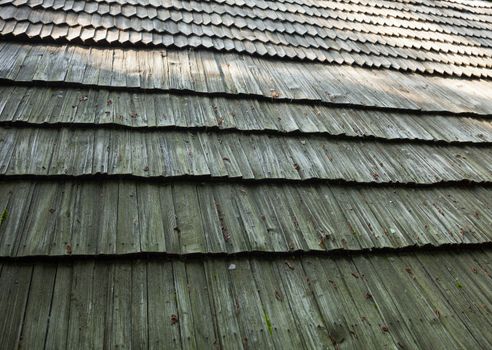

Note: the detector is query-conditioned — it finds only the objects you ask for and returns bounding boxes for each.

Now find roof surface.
[0,0,492,348]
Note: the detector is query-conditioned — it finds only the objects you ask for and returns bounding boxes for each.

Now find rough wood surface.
[1,0,492,77]
[1,0,492,348]
[2,43,492,114]
[1,126,491,183]
[0,249,491,349]
[0,180,491,256]
[2,86,491,143]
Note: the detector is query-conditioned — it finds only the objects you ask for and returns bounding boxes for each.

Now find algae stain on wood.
[263,311,273,336]
[0,208,7,225]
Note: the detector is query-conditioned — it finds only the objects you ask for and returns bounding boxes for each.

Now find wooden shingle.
[0,0,491,348]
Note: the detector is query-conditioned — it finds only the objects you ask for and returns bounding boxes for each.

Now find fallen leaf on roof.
[170,314,179,325]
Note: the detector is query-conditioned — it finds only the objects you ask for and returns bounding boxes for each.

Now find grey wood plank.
[147,261,182,349]
[196,185,226,253]
[322,256,399,349]
[0,249,491,347]
[65,45,89,83]
[172,184,206,254]
[96,181,118,254]
[369,254,479,348]
[266,184,307,251]
[124,49,141,88]
[19,263,57,349]
[136,183,167,252]
[11,45,43,82]
[111,262,133,350]
[82,47,105,85]
[400,253,492,347]
[188,132,212,176]
[250,259,306,349]
[0,182,33,256]
[212,185,250,253]
[185,261,220,348]
[225,259,275,348]
[155,184,178,253]
[48,181,75,256]
[301,257,370,349]
[415,253,492,346]
[32,48,58,81]
[348,255,424,348]
[173,261,198,349]
[0,86,18,122]
[275,258,334,348]
[203,259,244,349]
[0,126,17,174]
[1,180,491,257]
[283,186,322,250]
[197,133,229,178]
[0,263,32,349]
[45,263,72,350]
[16,182,61,256]
[4,42,29,80]
[116,181,141,254]
[110,48,127,87]
[232,185,270,251]
[2,41,492,111]
[66,261,101,349]
[131,260,149,350]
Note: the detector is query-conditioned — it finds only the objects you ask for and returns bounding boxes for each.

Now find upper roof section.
[3,42,492,116]
[1,0,491,259]
[1,0,492,78]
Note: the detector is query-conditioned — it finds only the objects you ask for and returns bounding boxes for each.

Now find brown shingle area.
[1,248,491,349]
[1,0,492,77]
[1,0,492,347]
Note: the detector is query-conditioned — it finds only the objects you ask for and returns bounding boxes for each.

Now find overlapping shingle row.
[2,42,492,111]
[1,0,492,76]
[1,0,491,348]
[1,86,492,143]
[1,250,491,349]
[2,127,491,183]
[5,0,491,26]
[1,180,491,256]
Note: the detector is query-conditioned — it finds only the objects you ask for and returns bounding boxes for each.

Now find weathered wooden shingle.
[1,0,492,77]
[1,126,491,182]
[1,0,492,348]
[1,86,491,143]
[1,180,491,256]
[1,42,492,113]
[0,249,491,349]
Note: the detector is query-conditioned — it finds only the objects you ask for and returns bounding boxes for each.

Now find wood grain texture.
[1,0,492,348]
[0,249,491,349]
[1,0,492,77]
[0,180,491,256]
[2,43,492,114]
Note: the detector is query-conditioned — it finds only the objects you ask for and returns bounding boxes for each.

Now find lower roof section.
[1,179,490,256]
[1,248,491,349]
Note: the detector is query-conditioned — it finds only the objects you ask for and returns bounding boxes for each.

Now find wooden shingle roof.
[0,0,491,348]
